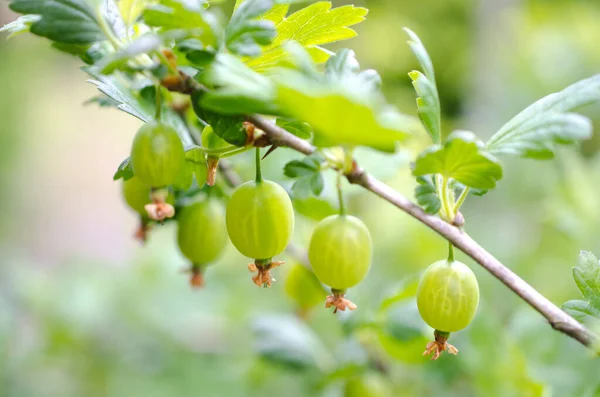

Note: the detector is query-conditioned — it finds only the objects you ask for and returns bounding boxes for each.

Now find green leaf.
[226,0,277,57]
[284,155,324,199]
[252,315,331,371]
[276,118,311,140]
[414,175,441,215]
[9,0,107,44]
[563,300,600,328]
[405,28,441,144]
[0,14,40,38]
[284,158,319,178]
[143,0,216,46]
[113,157,133,181]
[413,130,503,189]
[198,53,278,115]
[276,78,414,152]
[292,196,336,221]
[97,33,162,74]
[274,50,415,152]
[245,2,367,71]
[191,91,248,147]
[486,75,600,158]
[572,251,600,310]
[87,71,193,145]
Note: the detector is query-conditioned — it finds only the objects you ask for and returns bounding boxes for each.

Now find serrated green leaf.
[405,28,441,144]
[0,14,40,38]
[9,0,107,44]
[276,77,414,152]
[292,196,336,221]
[143,0,216,46]
[291,174,322,199]
[274,50,415,152]
[487,75,600,158]
[414,175,441,215]
[563,300,600,329]
[284,157,319,178]
[413,130,503,189]
[198,53,278,115]
[191,92,248,147]
[97,33,162,74]
[276,118,311,140]
[113,157,133,181]
[284,156,323,198]
[245,2,367,71]
[87,71,193,145]
[226,0,276,57]
[572,251,600,310]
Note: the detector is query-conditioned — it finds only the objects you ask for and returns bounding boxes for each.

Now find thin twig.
[166,77,598,350]
[248,114,599,350]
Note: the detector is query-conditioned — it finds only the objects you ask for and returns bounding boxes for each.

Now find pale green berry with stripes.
[177,199,228,288]
[226,180,294,287]
[130,122,185,188]
[417,260,479,360]
[308,215,372,312]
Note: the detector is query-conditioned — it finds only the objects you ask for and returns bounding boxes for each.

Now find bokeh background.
[1,0,600,396]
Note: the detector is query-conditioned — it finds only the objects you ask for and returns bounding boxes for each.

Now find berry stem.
[255,147,263,183]
[155,85,163,120]
[337,173,346,216]
[454,187,470,214]
[448,241,455,262]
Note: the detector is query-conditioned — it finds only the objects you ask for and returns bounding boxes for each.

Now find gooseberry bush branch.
[4,0,600,357]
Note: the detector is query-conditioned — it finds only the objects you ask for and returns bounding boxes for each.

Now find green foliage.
[487,75,600,159]
[414,175,441,214]
[198,53,278,115]
[226,0,277,56]
[284,155,324,199]
[88,73,192,145]
[245,1,368,71]
[413,130,503,189]
[143,0,216,45]
[276,118,312,140]
[563,251,600,329]
[9,0,108,44]
[0,14,40,38]
[405,28,441,144]
[275,49,417,152]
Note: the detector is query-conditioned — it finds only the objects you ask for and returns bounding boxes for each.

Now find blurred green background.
[1,0,600,396]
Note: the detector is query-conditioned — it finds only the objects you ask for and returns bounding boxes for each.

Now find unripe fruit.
[284,264,326,311]
[226,179,294,287]
[177,199,228,266]
[345,374,392,397]
[416,260,479,333]
[173,160,194,191]
[130,122,185,187]
[122,176,151,216]
[309,215,372,290]
[226,180,294,260]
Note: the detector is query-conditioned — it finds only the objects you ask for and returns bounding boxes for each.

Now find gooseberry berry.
[130,122,185,188]
[416,259,479,359]
[226,180,294,287]
[284,264,327,314]
[177,199,228,288]
[308,214,372,312]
